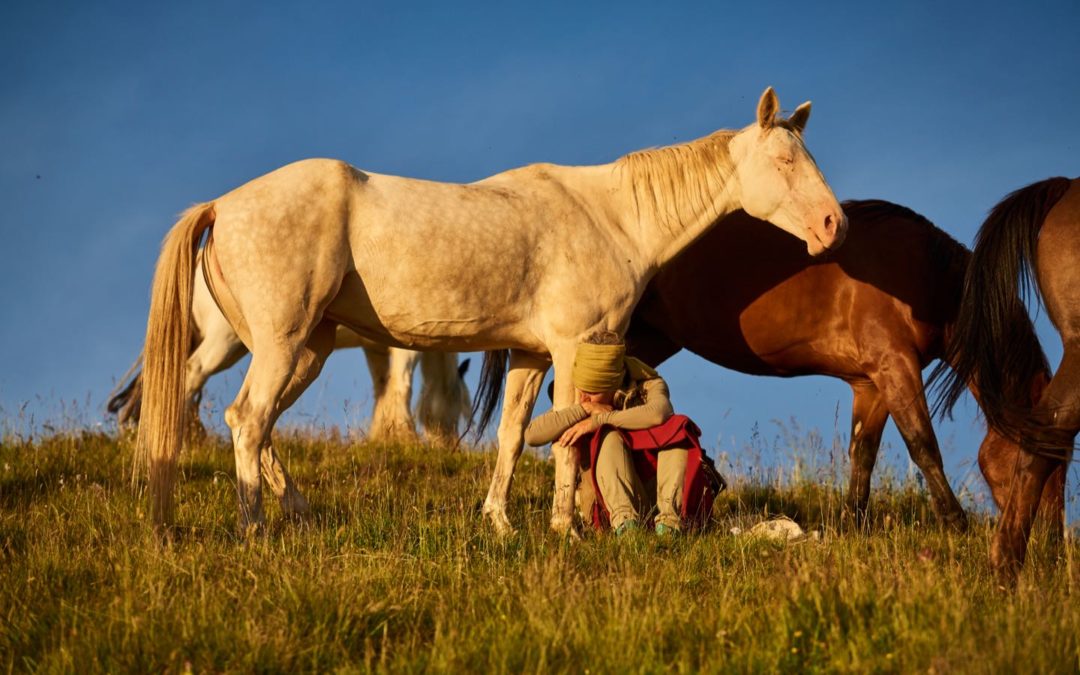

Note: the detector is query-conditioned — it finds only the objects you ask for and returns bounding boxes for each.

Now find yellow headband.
[572,343,626,393]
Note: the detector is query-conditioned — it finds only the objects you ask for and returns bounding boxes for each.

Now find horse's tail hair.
[107,352,145,425]
[464,349,508,441]
[135,202,216,531]
[929,178,1067,437]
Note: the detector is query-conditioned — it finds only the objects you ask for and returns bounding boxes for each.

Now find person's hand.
[581,400,614,415]
[559,417,598,447]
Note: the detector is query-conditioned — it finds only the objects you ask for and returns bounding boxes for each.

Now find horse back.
[631,202,966,378]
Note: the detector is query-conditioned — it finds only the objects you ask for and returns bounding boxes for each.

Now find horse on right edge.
[931,176,1080,580]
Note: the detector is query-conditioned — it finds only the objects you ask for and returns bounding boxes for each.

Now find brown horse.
[933,177,1079,578]
[625,199,1062,529]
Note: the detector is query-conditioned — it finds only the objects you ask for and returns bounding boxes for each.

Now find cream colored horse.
[138,87,847,535]
[109,256,470,444]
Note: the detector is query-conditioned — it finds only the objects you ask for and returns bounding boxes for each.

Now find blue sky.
[2,2,1078,515]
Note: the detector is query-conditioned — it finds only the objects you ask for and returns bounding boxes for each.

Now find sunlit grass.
[1,430,1077,672]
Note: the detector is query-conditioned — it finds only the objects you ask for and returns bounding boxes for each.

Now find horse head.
[729,87,847,256]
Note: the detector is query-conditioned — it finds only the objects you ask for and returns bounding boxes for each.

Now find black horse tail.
[929,177,1069,438]
[463,349,509,440]
[107,353,145,425]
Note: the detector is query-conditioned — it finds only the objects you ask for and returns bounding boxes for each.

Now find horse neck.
[609,130,742,270]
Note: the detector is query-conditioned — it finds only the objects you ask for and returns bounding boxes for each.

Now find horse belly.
[326,288,526,351]
[327,243,541,352]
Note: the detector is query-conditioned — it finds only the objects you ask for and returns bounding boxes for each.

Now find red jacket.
[578,414,720,530]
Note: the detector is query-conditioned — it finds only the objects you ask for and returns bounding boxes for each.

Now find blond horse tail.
[136,202,216,530]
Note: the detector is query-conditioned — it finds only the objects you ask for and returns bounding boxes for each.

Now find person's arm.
[592,378,674,430]
[524,404,590,446]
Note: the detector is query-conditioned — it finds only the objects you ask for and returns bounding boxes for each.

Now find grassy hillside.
[1,431,1077,672]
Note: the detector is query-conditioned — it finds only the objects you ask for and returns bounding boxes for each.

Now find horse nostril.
[823,214,835,237]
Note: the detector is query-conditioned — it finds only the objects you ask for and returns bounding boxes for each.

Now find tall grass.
[1,430,1077,672]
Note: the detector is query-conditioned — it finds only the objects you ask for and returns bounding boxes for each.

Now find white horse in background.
[109,255,471,444]
[138,87,847,536]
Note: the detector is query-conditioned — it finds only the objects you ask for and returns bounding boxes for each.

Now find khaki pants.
[594,430,688,530]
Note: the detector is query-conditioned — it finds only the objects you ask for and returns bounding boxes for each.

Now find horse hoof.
[483,504,516,538]
[281,489,311,517]
[840,504,870,531]
[989,539,1024,587]
[368,422,420,445]
[943,511,968,533]
[240,521,266,539]
[990,554,1021,588]
[549,516,581,541]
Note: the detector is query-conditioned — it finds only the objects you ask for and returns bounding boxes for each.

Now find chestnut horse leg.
[844,380,890,527]
[992,345,1080,579]
[873,354,967,531]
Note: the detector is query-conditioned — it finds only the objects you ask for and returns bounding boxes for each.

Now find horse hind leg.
[224,321,335,533]
[992,344,1080,578]
[843,380,890,529]
[257,321,337,519]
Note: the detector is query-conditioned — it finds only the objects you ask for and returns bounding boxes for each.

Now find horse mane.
[841,199,970,288]
[929,178,1068,438]
[616,130,737,234]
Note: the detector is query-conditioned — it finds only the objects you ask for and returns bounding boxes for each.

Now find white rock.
[747,516,807,542]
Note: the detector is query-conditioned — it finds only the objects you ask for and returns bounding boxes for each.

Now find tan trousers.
[594,430,688,530]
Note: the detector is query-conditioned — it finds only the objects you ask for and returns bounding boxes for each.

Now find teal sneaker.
[614,520,642,537]
[655,523,681,537]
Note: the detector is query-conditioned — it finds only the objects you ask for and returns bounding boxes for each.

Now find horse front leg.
[874,354,967,531]
[482,351,548,536]
[547,345,580,536]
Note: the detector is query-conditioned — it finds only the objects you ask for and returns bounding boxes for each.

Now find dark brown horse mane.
[841,198,969,288]
[841,198,934,228]
[929,178,1069,444]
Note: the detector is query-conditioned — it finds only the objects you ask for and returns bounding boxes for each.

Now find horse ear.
[756,87,779,129]
[788,101,811,134]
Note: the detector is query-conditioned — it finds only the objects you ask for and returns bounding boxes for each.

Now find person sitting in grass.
[524,331,719,535]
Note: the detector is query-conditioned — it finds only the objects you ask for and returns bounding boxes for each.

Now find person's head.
[572,331,626,406]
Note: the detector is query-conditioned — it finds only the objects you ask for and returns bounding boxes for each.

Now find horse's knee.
[224,403,242,431]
